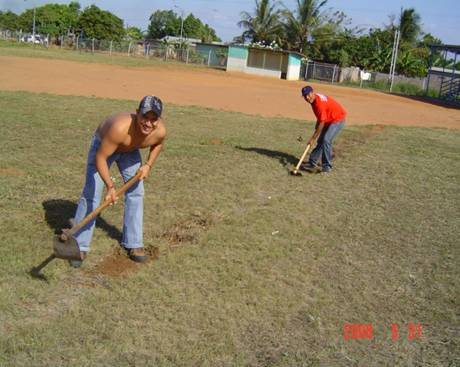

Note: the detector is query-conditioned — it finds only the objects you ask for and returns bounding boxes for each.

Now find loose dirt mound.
[92,246,159,277]
[1,56,459,129]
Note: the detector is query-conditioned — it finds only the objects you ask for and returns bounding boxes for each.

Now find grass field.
[0,40,206,69]
[0,90,459,366]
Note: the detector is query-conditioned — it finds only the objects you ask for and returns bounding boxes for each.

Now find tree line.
[1,0,457,77]
[236,0,458,77]
[0,2,220,43]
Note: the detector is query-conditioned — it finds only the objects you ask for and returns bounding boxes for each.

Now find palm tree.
[399,8,421,45]
[283,0,328,53]
[238,0,283,45]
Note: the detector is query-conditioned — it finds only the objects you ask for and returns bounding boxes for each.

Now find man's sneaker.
[126,247,149,263]
[321,166,332,173]
[69,251,87,268]
[300,162,318,172]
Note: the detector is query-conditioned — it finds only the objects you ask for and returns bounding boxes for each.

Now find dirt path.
[1,56,459,129]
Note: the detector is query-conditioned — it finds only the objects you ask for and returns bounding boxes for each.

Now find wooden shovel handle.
[68,170,143,236]
[293,143,311,172]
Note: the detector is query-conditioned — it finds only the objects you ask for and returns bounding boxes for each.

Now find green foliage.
[417,33,442,48]
[307,12,350,64]
[125,26,143,41]
[147,10,180,39]
[282,0,328,53]
[399,8,421,46]
[236,1,443,78]
[0,10,20,30]
[147,9,220,42]
[15,3,80,36]
[397,49,427,77]
[201,24,221,43]
[39,3,78,36]
[77,5,124,41]
[182,13,221,42]
[238,0,283,46]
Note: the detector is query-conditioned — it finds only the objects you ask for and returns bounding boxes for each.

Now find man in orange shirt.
[300,85,346,173]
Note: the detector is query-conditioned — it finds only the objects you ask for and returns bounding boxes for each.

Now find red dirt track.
[1,56,459,129]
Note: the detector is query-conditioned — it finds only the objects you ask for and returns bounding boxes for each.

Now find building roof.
[196,42,228,47]
[230,44,306,58]
[429,44,460,53]
[429,66,460,76]
[161,36,201,45]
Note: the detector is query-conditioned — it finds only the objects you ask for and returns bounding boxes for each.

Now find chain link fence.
[0,29,227,69]
[301,61,340,83]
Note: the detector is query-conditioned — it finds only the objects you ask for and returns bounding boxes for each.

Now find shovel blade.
[289,169,303,176]
[53,235,81,260]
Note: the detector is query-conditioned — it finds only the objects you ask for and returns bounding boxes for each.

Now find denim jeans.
[73,135,144,252]
[308,120,345,171]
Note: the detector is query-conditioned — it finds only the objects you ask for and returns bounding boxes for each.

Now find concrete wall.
[286,54,301,80]
[227,46,248,72]
[246,67,281,78]
[227,45,302,80]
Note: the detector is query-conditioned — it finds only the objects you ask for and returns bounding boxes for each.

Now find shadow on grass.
[235,146,299,167]
[42,199,122,242]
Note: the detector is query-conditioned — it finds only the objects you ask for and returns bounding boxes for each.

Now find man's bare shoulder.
[156,119,167,141]
[101,112,133,142]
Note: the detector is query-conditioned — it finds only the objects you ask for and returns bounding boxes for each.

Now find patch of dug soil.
[162,214,212,249]
[92,246,159,277]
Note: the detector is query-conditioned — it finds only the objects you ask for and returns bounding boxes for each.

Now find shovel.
[289,143,311,176]
[31,171,143,277]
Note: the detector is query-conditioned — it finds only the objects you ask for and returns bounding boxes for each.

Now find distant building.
[226,45,305,80]
[426,44,460,103]
[161,36,201,46]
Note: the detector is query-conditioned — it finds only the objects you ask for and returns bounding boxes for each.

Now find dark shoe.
[69,251,87,268]
[321,166,332,173]
[126,247,149,263]
[300,162,318,172]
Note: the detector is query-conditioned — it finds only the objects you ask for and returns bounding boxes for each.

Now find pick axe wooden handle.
[293,143,311,172]
[66,170,143,237]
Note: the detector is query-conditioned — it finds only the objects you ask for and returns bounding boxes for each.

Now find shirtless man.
[71,95,166,266]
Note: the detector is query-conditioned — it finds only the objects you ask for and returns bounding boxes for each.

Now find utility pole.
[24,0,36,42]
[389,7,403,93]
[389,29,400,93]
[173,5,184,43]
[32,7,36,41]
[389,29,397,83]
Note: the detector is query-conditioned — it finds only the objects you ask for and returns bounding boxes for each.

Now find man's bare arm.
[146,142,164,167]
[138,141,164,180]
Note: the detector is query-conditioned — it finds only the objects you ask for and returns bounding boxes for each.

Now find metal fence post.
[128,41,132,56]
[110,40,113,55]
[186,48,189,64]
[208,50,212,66]
[76,36,79,50]
[92,38,95,53]
[332,65,336,84]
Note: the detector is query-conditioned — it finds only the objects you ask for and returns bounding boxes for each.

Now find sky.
[1,0,459,44]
